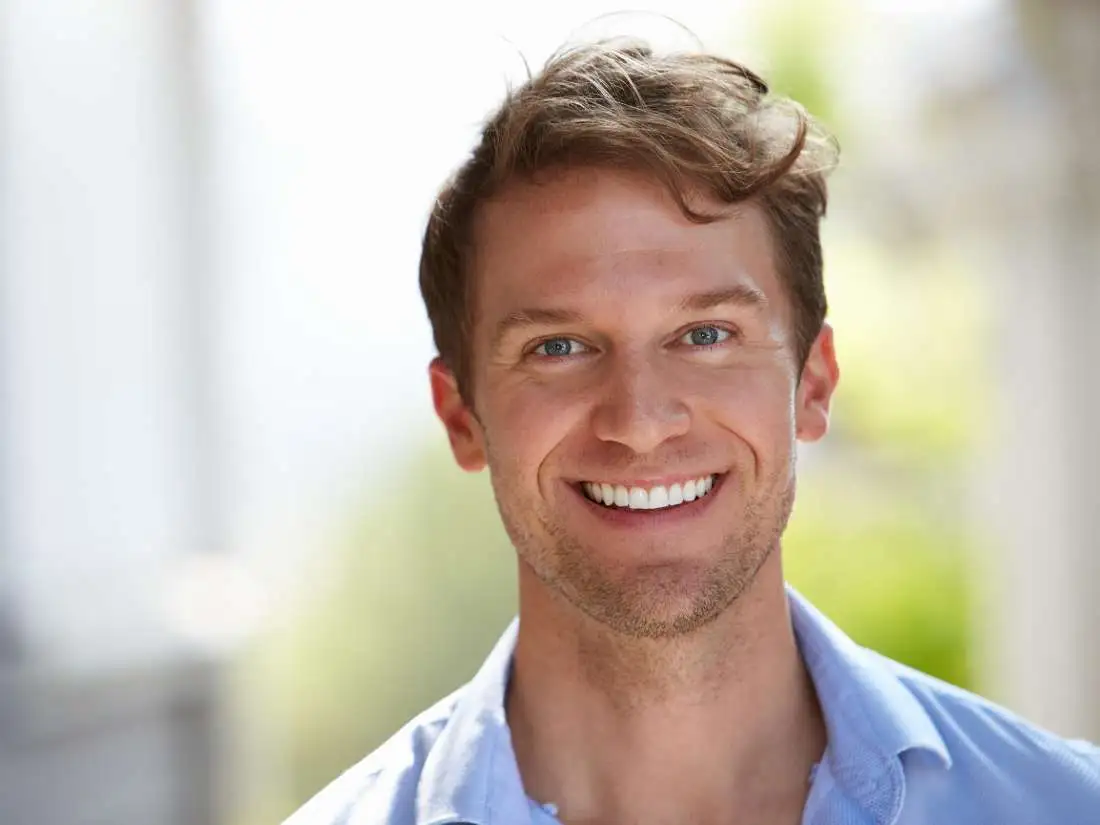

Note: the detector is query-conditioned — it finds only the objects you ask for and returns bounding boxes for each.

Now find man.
[287,40,1100,825]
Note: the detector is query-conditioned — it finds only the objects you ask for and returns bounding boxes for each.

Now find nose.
[590,354,691,454]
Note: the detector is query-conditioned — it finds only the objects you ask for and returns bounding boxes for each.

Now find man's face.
[431,168,838,638]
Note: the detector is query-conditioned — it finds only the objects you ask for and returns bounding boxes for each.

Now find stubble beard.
[489,455,798,640]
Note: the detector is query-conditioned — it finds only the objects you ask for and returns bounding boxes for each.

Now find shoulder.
[868,650,1100,819]
[879,651,1099,772]
[281,689,463,825]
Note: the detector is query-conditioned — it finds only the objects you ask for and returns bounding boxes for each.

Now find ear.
[795,323,840,443]
[429,357,487,472]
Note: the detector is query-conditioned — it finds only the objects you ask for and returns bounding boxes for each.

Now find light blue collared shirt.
[285,587,1100,825]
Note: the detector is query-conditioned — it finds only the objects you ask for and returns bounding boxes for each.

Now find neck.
[506,553,825,825]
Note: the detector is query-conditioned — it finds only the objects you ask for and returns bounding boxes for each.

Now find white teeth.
[683,479,697,501]
[614,485,629,507]
[582,475,717,510]
[669,483,684,506]
[648,486,669,509]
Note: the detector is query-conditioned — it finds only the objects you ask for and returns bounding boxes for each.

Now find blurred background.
[0,0,1097,823]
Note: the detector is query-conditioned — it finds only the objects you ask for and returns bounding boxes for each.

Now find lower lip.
[571,475,727,527]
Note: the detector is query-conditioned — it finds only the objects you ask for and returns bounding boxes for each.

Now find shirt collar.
[417,587,951,825]
[787,586,951,822]
[787,586,950,767]
[416,618,528,825]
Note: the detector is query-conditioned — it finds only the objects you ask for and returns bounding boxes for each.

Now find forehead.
[469,167,788,322]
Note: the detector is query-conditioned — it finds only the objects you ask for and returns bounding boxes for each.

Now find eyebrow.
[676,285,769,312]
[491,285,769,351]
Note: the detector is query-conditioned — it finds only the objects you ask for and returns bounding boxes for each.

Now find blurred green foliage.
[784,466,976,692]
[825,238,992,466]
[259,448,517,808]
[750,0,852,135]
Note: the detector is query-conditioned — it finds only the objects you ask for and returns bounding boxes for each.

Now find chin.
[572,561,737,639]
[588,601,728,640]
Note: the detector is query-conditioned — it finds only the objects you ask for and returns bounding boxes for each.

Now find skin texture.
[430,167,840,825]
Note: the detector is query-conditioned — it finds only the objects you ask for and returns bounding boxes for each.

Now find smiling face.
[430,167,839,638]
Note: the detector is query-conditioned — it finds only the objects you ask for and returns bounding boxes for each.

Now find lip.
[568,472,728,528]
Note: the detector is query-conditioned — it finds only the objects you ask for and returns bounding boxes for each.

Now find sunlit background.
[1,0,1097,823]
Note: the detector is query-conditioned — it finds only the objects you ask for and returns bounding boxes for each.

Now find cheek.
[694,366,797,452]
[481,378,590,481]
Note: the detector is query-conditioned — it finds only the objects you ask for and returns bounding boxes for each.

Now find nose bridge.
[592,348,690,452]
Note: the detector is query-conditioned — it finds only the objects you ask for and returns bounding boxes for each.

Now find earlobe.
[795,324,840,443]
[429,358,488,472]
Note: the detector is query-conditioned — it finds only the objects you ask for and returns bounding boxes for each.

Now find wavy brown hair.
[419,39,839,403]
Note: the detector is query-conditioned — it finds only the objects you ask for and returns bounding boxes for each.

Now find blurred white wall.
[980,0,1100,740]
[0,1,223,823]
[1,0,209,670]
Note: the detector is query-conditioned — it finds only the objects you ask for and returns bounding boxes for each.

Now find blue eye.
[534,337,588,358]
[682,325,731,347]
